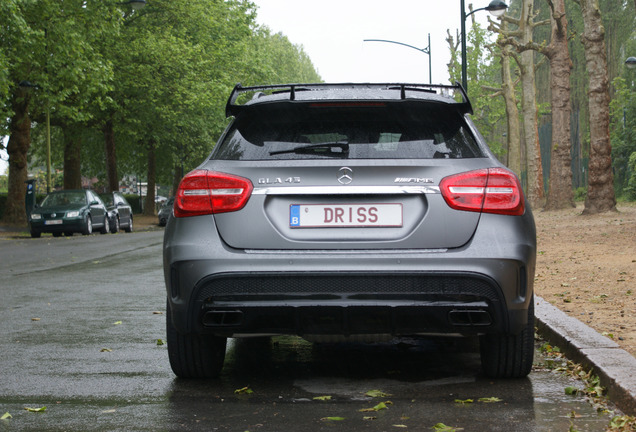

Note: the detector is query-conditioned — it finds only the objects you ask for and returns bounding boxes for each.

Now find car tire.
[166,301,226,378]
[124,216,133,233]
[82,216,93,236]
[64,232,73,237]
[30,231,41,238]
[100,216,109,234]
[110,217,120,233]
[479,296,535,378]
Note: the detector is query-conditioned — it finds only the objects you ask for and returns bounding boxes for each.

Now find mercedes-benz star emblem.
[337,167,353,185]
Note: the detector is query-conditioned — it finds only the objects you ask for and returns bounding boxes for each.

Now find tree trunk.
[544,0,575,210]
[519,0,545,209]
[579,0,616,214]
[2,90,32,225]
[500,27,522,178]
[63,127,82,190]
[172,162,183,197]
[143,139,157,216]
[103,119,119,193]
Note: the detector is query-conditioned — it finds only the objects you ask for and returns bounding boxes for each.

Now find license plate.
[290,204,402,228]
[45,220,63,225]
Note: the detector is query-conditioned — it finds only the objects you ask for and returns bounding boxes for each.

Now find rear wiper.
[270,141,349,158]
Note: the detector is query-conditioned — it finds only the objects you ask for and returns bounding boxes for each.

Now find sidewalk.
[536,296,636,416]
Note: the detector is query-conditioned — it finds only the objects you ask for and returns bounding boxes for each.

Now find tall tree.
[575,0,616,214]
[491,0,549,208]
[543,0,575,209]
[1,0,117,223]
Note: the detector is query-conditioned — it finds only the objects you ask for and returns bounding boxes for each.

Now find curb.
[535,296,636,416]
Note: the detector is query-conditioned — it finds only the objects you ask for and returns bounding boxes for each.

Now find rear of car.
[163,83,536,379]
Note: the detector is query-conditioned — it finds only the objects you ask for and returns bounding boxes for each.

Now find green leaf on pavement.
[1,412,12,420]
[477,397,502,403]
[24,407,46,413]
[454,399,474,404]
[313,395,332,401]
[360,401,390,412]
[365,389,392,398]
[234,386,253,395]
[432,423,463,431]
[321,417,345,421]
[565,386,579,395]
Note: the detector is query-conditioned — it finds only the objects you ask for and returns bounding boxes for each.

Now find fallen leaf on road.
[313,395,332,401]
[24,407,46,413]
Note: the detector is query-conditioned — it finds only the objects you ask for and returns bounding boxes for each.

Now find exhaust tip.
[448,310,492,326]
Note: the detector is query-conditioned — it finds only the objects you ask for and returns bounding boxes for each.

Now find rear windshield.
[213,104,485,161]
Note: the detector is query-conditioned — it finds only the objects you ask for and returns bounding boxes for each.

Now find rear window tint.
[213,104,484,160]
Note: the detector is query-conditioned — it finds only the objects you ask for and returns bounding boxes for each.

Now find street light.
[363,34,432,84]
[460,0,508,91]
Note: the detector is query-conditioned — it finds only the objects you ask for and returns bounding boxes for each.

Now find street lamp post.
[363,34,432,84]
[460,0,508,91]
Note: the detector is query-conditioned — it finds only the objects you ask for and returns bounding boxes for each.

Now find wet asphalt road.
[0,230,618,431]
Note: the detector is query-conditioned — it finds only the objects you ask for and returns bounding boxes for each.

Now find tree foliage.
[0,0,321,222]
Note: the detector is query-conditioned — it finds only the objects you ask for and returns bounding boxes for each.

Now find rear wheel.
[479,296,535,378]
[166,301,227,378]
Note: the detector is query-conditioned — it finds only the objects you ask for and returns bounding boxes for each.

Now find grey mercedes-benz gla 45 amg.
[163,83,536,379]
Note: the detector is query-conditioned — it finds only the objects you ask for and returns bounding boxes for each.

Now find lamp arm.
[465,6,489,19]
[363,39,430,55]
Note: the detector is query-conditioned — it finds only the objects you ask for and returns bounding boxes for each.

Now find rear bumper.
[163,211,536,338]
[181,271,519,337]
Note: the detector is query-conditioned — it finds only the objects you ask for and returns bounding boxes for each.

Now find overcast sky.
[0,1,498,176]
[251,0,497,84]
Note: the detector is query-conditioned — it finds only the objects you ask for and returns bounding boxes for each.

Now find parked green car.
[29,189,110,238]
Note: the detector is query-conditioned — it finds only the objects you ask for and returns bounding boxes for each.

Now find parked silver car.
[100,191,133,233]
[163,83,536,379]
[158,197,174,227]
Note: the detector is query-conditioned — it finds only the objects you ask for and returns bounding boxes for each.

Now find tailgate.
[211,163,481,250]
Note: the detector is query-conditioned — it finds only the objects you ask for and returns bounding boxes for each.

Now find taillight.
[439,168,524,216]
[174,170,253,217]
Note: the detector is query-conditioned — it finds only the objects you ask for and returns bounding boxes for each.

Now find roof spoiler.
[225,82,473,118]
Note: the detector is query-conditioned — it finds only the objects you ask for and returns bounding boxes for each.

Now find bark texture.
[579,0,616,214]
[104,119,119,193]
[63,127,82,190]
[2,89,32,225]
[544,0,575,210]
[143,139,157,216]
[500,21,522,177]
[519,1,545,209]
